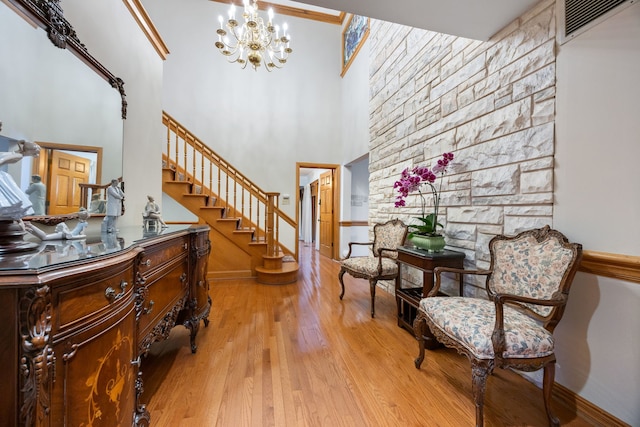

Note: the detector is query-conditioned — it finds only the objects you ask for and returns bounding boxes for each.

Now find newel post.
[265,192,279,257]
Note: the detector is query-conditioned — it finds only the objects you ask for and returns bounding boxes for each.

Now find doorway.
[296,163,340,260]
[32,142,102,215]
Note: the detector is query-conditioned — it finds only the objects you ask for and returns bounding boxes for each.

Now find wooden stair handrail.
[162,112,295,227]
[162,111,297,259]
[78,177,123,210]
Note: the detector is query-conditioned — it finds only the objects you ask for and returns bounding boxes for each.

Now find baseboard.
[208,270,253,280]
[553,383,630,427]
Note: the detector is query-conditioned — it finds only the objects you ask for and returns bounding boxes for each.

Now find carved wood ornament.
[19,285,54,427]
[8,0,128,119]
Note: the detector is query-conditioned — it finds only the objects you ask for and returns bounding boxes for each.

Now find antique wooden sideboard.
[0,224,210,426]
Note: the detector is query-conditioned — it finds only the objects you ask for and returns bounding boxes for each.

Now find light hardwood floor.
[142,244,593,427]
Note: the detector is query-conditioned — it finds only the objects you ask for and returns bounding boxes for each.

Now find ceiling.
[288,0,541,40]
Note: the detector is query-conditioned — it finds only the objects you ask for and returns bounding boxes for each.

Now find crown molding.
[209,0,343,25]
[123,0,170,60]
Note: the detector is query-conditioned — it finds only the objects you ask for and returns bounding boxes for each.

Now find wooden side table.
[395,246,465,344]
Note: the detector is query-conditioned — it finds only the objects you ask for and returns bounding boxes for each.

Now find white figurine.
[143,195,168,228]
[0,140,40,220]
[103,179,124,233]
[25,174,46,215]
[69,207,90,236]
[25,208,90,241]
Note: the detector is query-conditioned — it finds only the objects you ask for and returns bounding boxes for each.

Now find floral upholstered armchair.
[413,226,582,427]
[338,219,408,318]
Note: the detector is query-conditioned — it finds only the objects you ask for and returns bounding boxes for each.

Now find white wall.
[340,33,370,165]
[64,0,166,227]
[340,155,370,257]
[338,18,371,256]
[143,0,344,225]
[554,2,640,254]
[554,3,640,424]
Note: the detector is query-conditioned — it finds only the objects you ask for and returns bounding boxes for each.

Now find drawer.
[138,236,189,277]
[137,257,189,343]
[54,262,135,333]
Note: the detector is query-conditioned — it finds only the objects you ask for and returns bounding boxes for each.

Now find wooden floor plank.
[142,244,594,426]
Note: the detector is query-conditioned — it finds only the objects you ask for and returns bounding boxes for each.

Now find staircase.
[161,112,298,284]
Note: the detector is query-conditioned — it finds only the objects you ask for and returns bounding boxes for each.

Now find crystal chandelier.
[215,0,292,71]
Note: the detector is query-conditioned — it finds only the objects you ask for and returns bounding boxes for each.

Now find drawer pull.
[183,243,188,250]
[143,300,154,315]
[142,259,151,267]
[105,280,128,303]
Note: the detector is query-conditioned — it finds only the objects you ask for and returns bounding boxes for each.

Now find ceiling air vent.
[560,0,636,43]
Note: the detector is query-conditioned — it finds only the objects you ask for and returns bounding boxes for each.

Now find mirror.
[0,0,125,217]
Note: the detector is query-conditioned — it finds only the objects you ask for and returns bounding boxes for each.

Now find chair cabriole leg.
[471,360,492,427]
[413,311,427,368]
[543,362,560,427]
[368,279,377,318]
[338,268,346,300]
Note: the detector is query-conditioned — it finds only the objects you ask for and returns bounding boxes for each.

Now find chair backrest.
[372,219,408,259]
[487,226,582,328]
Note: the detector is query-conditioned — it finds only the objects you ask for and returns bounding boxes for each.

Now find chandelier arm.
[215,0,291,71]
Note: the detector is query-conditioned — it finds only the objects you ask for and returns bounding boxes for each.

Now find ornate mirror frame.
[7,0,127,119]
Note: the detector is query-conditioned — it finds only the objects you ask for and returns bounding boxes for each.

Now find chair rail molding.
[579,250,640,284]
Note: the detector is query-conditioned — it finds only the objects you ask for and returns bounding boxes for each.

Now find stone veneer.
[368,0,556,295]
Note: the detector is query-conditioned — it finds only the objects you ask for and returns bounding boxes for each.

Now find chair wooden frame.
[413,226,582,427]
[338,219,408,317]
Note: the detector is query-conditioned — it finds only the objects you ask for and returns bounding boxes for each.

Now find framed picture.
[341,14,370,77]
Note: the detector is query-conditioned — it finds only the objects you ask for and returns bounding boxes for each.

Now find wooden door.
[48,150,91,214]
[310,180,318,243]
[319,170,333,258]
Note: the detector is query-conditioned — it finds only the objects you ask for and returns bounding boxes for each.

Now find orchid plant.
[393,152,454,238]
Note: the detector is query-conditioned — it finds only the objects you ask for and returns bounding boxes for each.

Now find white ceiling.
[290,0,541,40]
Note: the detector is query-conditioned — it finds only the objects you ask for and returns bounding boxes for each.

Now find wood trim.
[209,0,342,25]
[340,15,370,77]
[553,383,631,427]
[209,270,254,280]
[296,162,341,261]
[35,141,104,187]
[122,0,170,60]
[340,221,368,227]
[579,250,640,284]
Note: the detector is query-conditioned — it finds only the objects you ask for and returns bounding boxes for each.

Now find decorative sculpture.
[25,208,90,241]
[0,140,41,220]
[103,179,124,233]
[25,175,46,215]
[0,137,41,253]
[143,195,168,229]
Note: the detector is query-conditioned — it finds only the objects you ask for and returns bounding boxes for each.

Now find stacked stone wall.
[369,0,556,294]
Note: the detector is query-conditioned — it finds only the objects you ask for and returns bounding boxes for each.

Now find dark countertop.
[0,224,196,271]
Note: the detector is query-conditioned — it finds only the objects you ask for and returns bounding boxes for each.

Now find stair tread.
[255,262,299,274]
[163,158,296,282]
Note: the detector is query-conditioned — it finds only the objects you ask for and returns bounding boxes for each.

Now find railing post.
[161,112,298,260]
[265,192,279,257]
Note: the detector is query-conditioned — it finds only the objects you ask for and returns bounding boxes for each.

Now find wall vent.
[559,0,636,43]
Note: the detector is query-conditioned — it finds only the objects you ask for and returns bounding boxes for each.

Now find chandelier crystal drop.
[215,0,292,71]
